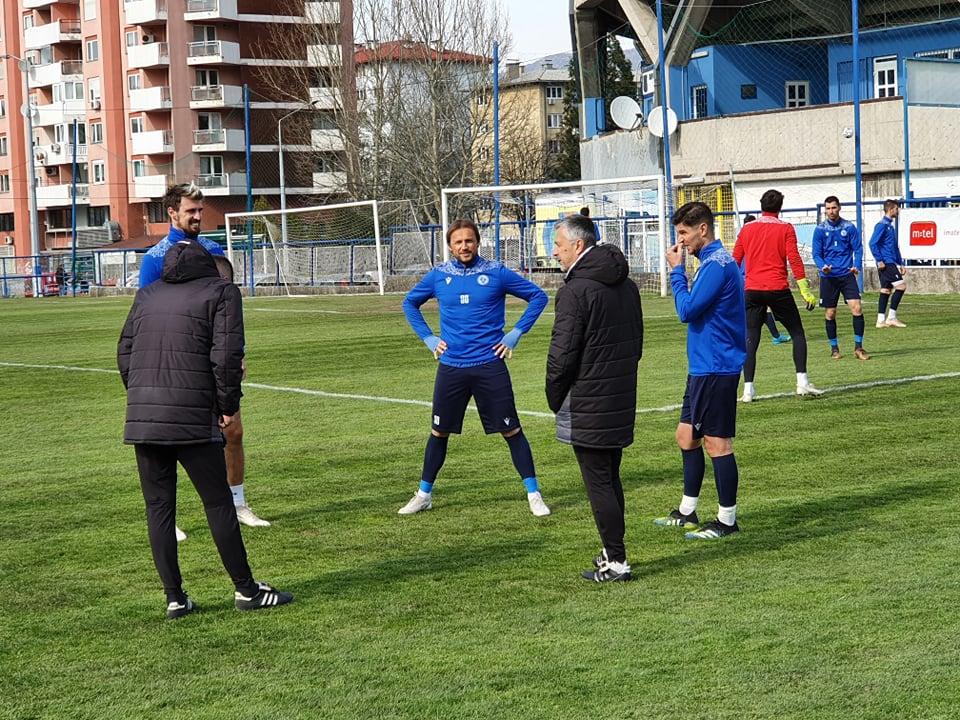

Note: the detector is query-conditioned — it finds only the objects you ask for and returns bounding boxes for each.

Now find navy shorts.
[819,273,861,308]
[432,360,520,435]
[878,264,904,290]
[679,374,739,439]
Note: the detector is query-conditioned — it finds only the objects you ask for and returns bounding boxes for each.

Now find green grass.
[1,291,959,720]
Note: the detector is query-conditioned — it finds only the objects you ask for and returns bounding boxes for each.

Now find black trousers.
[573,446,626,563]
[134,443,256,600]
[744,289,808,382]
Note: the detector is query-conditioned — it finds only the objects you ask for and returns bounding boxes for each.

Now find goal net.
[441,175,668,295]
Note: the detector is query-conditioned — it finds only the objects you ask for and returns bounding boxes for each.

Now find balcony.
[29,60,84,88]
[36,182,89,209]
[35,143,88,166]
[127,42,170,70]
[129,86,172,112]
[313,171,346,193]
[309,87,341,110]
[311,129,344,152]
[184,0,238,21]
[24,20,82,51]
[187,41,241,65]
[33,99,86,127]
[133,174,168,199]
[195,172,247,195]
[192,128,245,152]
[24,0,70,8]
[305,2,340,23]
[124,0,168,25]
[131,130,174,155]
[190,84,243,109]
[307,44,342,67]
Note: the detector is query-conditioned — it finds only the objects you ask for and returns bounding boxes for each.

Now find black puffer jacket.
[546,244,643,448]
[118,241,244,445]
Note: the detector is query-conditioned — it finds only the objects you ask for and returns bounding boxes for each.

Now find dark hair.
[446,219,481,245]
[555,214,597,247]
[213,255,235,283]
[760,189,784,214]
[163,183,204,213]
[672,201,715,233]
[824,195,840,207]
[883,199,900,213]
[743,214,756,224]
[579,206,590,217]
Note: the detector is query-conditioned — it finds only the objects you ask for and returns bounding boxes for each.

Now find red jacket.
[732,212,807,291]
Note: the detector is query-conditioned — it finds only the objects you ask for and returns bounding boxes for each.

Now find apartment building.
[0,0,351,259]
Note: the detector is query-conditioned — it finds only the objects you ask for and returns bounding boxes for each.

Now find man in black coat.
[546,215,644,582]
[118,240,292,619]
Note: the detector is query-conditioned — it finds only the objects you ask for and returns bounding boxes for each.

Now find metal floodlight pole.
[655,0,675,243]
[492,41,501,263]
[852,0,865,289]
[71,119,79,296]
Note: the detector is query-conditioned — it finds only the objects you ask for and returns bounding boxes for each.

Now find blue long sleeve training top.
[812,218,861,278]
[139,226,224,288]
[403,256,548,368]
[869,215,903,265]
[670,240,746,376]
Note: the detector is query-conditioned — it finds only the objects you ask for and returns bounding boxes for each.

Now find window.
[88,77,101,104]
[0,99,5,117]
[127,74,141,91]
[200,155,223,176]
[198,112,221,131]
[478,146,490,162]
[23,15,34,30]
[641,70,655,97]
[874,57,897,99]
[92,161,105,184]
[741,84,757,100]
[147,201,166,223]
[916,48,960,60]
[0,136,6,156]
[475,90,488,106]
[194,25,216,42]
[546,85,563,102]
[89,206,108,226]
[0,175,9,193]
[785,81,809,108]
[47,209,67,229]
[85,39,99,62]
[132,160,146,177]
[546,113,562,129]
[0,213,14,231]
[91,122,103,144]
[125,31,139,48]
[83,0,97,20]
[55,125,66,143]
[862,172,902,199]
[130,116,144,134]
[196,69,219,86]
[691,84,708,118]
[547,139,561,154]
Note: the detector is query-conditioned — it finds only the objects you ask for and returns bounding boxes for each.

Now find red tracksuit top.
[732,212,807,291]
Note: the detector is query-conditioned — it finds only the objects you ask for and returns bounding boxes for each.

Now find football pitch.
[1,291,959,720]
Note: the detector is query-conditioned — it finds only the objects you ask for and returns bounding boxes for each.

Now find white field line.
[250,308,346,315]
[1,361,958,418]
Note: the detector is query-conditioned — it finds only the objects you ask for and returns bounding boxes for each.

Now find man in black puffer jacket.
[546,215,643,583]
[118,240,292,619]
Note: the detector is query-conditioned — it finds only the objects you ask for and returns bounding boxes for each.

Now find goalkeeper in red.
[400,219,550,517]
[733,189,823,401]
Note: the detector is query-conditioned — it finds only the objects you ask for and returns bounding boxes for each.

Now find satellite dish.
[648,106,678,138]
[610,96,643,131]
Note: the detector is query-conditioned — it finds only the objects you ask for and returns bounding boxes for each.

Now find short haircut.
[743,214,756,224]
[555,214,597,247]
[760,189,784,214]
[579,206,590,217]
[883,199,900,213]
[672,201,715,233]
[163,183,204,213]
[213,255,235,283]
[824,195,840,207]
[446,219,480,245]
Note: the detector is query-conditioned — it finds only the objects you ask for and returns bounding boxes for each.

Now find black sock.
[682,446,705,500]
[853,315,865,348]
[825,318,838,347]
[712,454,739,509]
[504,430,536,481]
[420,434,449,487]
[878,293,889,315]
[891,288,905,311]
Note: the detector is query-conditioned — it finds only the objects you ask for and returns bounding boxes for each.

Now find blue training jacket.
[670,240,746,376]
[403,256,548,368]
[812,218,861,278]
[139,226,225,288]
[869,215,904,265]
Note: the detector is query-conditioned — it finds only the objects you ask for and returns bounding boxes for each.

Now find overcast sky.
[501,0,573,62]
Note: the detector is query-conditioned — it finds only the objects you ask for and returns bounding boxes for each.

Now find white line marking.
[1,362,957,417]
[250,308,346,315]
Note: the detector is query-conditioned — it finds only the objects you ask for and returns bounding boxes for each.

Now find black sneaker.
[166,596,196,620]
[653,509,700,528]
[582,552,632,583]
[235,581,294,611]
[684,519,739,540]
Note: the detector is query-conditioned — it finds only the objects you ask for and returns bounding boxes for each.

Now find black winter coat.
[118,240,245,445]
[545,244,643,448]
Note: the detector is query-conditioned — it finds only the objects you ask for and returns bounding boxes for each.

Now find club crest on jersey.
[477,274,489,286]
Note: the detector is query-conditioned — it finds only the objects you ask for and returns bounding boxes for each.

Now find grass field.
[1,290,959,720]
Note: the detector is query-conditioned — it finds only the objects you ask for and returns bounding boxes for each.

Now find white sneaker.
[175,526,187,543]
[236,505,271,527]
[876,319,886,329]
[527,491,551,517]
[740,387,755,403]
[885,318,906,328]
[398,491,432,515]
[797,383,824,397]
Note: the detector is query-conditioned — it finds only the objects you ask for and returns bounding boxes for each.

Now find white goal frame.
[224,200,385,296]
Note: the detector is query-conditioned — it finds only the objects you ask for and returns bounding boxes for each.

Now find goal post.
[224,200,386,296]
[440,175,668,296]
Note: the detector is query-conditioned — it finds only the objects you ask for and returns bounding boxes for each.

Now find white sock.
[743,381,755,396]
[231,483,245,507]
[416,489,431,498]
[877,312,886,323]
[679,495,699,515]
[718,504,737,526]
[888,308,898,320]
[797,372,809,387]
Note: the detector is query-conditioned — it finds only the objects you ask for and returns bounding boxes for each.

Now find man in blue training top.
[812,196,870,361]
[400,219,550,517]
[660,202,746,540]
[869,199,908,328]
[139,183,270,535]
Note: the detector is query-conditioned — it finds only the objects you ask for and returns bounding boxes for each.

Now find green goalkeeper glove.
[797,278,816,311]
